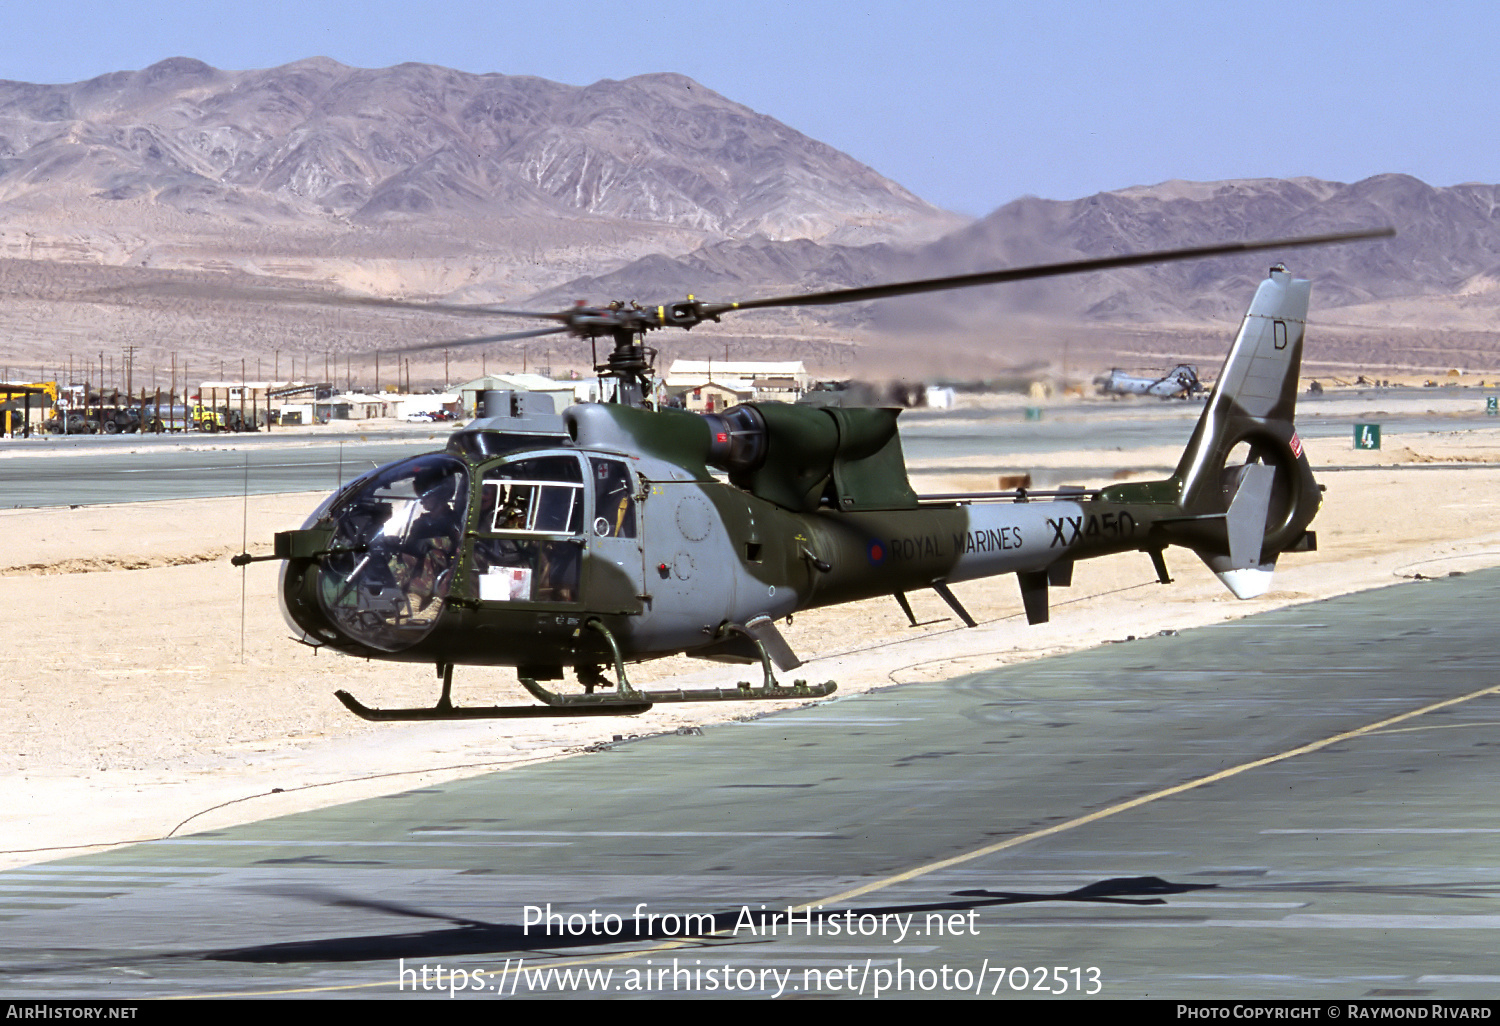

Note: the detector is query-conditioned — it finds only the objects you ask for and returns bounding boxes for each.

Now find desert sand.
[4,399,1500,872]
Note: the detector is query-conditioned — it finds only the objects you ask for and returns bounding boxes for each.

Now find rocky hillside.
[0,57,959,246]
[544,175,1500,327]
[0,57,1496,378]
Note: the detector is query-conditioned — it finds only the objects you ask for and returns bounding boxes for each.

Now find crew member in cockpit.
[403,465,462,613]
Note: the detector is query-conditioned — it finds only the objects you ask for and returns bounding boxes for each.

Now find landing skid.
[333,686,651,720]
[334,618,837,721]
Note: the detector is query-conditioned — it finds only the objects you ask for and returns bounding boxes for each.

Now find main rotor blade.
[707,228,1395,315]
[392,324,571,354]
[83,280,559,320]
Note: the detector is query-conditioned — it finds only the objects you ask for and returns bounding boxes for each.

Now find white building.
[456,374,588,415]
[662,361,809,410]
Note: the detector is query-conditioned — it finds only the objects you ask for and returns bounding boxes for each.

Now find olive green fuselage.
[280,447,1175,672]
[276,266,1327,687]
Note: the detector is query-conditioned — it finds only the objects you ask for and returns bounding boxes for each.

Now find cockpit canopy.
[281,447,646,656]
[308,454,469,652]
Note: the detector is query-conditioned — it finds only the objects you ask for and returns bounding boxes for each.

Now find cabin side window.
[473,454,584,604]
[589,457,637,539]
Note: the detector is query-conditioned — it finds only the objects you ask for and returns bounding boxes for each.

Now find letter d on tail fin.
[1160,266,1323,598]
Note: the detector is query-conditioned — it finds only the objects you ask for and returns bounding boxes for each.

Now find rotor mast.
[598,321,657,407]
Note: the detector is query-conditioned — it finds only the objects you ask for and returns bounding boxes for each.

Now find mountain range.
[544,175,1500,326]
[0,57,957,244]
[0,58,1496,379]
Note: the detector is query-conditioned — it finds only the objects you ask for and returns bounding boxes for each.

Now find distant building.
[199,380,300,410]
[663,361,809,411]
[664,378,756,413]
[456,374,585,415]
[0,382,54,436]
[278,392,460,424]
[924,386,956,408]
[316,394,394,421]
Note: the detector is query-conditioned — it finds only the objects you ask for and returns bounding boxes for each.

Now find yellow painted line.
[173,947,667,999]
[1367,719,1500,735]
[173,681,1500,998]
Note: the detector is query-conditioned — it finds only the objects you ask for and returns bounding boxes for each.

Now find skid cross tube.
[333,621,834,720]
[517,619,837,708]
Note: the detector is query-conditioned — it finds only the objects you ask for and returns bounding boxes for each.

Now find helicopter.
[1095,363,1207,399]
[243,228,1392,720]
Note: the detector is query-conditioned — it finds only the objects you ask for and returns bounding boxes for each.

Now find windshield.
[313,454,470,651]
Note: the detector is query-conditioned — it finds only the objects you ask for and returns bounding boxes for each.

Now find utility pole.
[123,344,138,402]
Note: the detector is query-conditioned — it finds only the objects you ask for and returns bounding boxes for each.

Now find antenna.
[240,452,249,664]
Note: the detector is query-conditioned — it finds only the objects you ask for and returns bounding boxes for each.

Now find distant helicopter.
[1095,363,1207,399]
[241,229,1391,720]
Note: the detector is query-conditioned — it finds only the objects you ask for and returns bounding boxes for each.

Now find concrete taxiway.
[0,438,437,507]
[2,569,1499,999]
[1,388,1496,507]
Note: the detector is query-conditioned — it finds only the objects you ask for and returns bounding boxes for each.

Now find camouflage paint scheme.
[278,268,1318,680]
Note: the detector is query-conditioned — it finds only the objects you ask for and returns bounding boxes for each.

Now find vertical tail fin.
[1161,266,1322,598]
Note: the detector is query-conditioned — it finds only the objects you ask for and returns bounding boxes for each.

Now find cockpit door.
[584,457,644,614]
[470,454,586,606]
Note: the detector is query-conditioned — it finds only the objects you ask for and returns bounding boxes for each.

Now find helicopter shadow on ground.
[8,875,1496,977]
[202,875,1216,963]
[191,874,1500,965]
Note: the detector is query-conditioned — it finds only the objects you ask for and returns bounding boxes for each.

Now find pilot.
[495,486,531,531]
[402,466,462,613]
[409,480,457,546]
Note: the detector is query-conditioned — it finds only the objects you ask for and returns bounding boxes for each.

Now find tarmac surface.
[3,569,1499,1000]
[0,438,436,507]
[1,388,1496,507]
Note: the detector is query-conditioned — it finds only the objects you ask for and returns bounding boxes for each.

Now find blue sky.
[3,1,1495,216]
